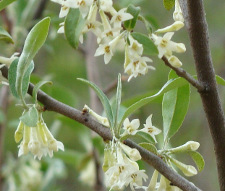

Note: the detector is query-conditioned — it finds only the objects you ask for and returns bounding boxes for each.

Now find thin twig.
[0,65,201,191]
[162,56,205,91]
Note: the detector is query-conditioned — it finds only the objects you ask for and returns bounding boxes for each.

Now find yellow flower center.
[160,39,168,47]
[105,46,110,53]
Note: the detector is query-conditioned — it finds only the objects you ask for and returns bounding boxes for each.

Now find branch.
[1,66,201,191]
[179,0,225,190]
[161,56,205,91]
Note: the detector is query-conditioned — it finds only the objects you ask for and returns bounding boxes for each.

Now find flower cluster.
[151,0,186,68]
[14,113,64,160]
[122,114,161,142]
[103,141,148,191]
[51,0,155,81]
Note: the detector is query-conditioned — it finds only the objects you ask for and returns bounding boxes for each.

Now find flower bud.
[173,0,184,22]
[102,147,116,172]
[170,157,197,176]
[147,170,159,191]
[120,143,141,161]
[168,55,182,68]
[168,141,200,153]
[14,121,24,143]
[155,21,184,33]
[83,105,110,127]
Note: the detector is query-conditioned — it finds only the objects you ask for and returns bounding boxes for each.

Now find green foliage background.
[0,0,224,190]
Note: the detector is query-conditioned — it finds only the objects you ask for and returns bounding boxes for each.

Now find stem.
[180,0,225,190]
[161,56,205,91]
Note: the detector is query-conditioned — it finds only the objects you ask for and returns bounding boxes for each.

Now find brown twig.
[161,56,205,91]
[0,65,201,191]
[179,0,225,190]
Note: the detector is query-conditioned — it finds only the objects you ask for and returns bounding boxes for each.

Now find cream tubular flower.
[83,4,102,38]
[51,0,70,18]
[98,10,121,43]
[155,21,184,33]
[95,33,124,64]
[119,143,141,161]
[16,114,64,160]
[122,118,140,136]
[168,55,182,68]
[170,157,197,177]
[65,0,94,18]
[125,56,154,82]
[173,0,184,22]
[146,170,159,191]
[99,0,115,13]
[111,8,133,28]
[105,147,147,191]
[152,32,186,58]
[77,0,94,18]
[128,35,143,56]
[139,115,161,143]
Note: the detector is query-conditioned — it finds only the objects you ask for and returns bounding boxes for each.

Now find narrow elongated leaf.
[188,151,205,172]
[163,0,175,11]
[0,26,13,43]
[139,142,157,155]
[162,84,190,143]
[119,77,188,128]
[0,0,16,11]
[77,78,114,127]
[33,80,53,102]
[16,17,50,98]
[9,58,34,98]
[20,105,38,127]
[124,4,140,30]
[65,8,85,49]
[113,74,122,129]
[131,32,158,56]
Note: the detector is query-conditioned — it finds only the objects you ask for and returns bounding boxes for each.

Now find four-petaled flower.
[152,32,186,58]
[111,8,133,28]
[139,115,161,142]
[122,118,140,136]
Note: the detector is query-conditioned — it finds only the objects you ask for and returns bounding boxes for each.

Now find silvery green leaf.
[16,17,50,98]
[20,105,38,127]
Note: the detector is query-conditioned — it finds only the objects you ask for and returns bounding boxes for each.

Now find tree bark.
[180,0,225,190]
